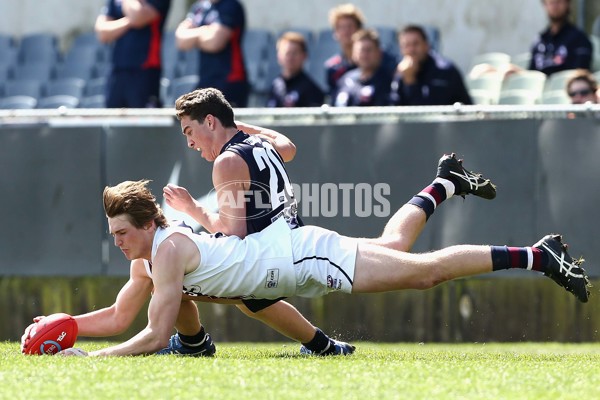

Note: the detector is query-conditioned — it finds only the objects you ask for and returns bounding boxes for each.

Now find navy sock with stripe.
[407,178,456,220]
[491,246,549,272]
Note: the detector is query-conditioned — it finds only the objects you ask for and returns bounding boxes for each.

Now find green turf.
[1,341,599,399]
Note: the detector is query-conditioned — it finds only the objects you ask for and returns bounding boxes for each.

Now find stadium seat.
[85,77,107,97]
[243,28,274,60]
[62,46,101,68]
[543,69,577,93]
[163,74,199,107]
[540,90,571,105]
[0,63,13,81]
[501,70,546,101]
[511,52,531,69]
[590,35,600,73]
[72,31,101,49]
[469,89,496,105]
[44,78,86,98]
[466,72,503,104]
[0,47,19,68]
[12,62,55,81]
[18,32,60,64]
[422,25,441,53]
[54,62,95,80]
[470,52,511,69]
[93,63,111,79]
[0,95,37,109]
[0,33,16,54]
[4,79,44,98]
[498,89,538,105]
[79,95,106,108]
[37,94,80,109]
[374,26,397,54]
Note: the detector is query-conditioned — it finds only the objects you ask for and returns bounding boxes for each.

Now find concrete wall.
[2,0,598,74]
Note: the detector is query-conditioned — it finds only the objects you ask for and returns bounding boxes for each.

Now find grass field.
[1,341,599,399]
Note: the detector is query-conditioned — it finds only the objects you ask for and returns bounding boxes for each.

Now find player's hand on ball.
[58,348,88,357]
[20,322,36,352]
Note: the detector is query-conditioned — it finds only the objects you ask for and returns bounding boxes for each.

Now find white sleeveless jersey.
[145,218,297,300]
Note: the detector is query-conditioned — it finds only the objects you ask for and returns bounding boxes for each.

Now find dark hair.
[175,88,236,128]
[566,69,598,93]
[103,180,168,229]
[399,24,429,43]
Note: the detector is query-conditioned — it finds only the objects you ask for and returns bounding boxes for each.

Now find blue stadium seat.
[79,95,106,108]
[163,74,199,107]
[374,25,397,54]
[0,95,37,109]
[243,28,274,60]
[0,63,14,81]
[44,78,86,98]
[18,32,60,64]
[37,95,80,109]
[85,77,107,97]
[54,62,95,80]
[0,33,16,53]
[92,63,111,79]
[4,79,44,98]
[12,63,55,81]
[62,46,101,67]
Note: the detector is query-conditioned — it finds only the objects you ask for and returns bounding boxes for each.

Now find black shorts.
[242,297,286,313]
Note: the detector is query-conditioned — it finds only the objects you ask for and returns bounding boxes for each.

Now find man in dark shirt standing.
[267,32,324,107]
[95,0,171,108]
[175,0,249,107]
[529,0,592,75]
[389,25,472,106]
[333,29,393,107]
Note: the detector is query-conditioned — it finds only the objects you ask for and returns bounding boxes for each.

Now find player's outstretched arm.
[88,237,190,356]
[74,259,153,337]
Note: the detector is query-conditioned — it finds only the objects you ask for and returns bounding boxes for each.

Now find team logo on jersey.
[265,269,279,289]
[327,275,342,290]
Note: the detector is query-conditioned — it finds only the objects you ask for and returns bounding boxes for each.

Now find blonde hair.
[329,3,365,29]
[103,180,168,229]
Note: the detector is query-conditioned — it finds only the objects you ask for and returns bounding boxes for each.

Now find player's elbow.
[280,143,297,162]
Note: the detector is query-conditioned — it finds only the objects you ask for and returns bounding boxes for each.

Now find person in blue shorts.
[95,0,171,108]
[175,0,249,107]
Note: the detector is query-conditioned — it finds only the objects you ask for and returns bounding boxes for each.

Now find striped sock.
[491,246,549,271]
[407,178,455,220]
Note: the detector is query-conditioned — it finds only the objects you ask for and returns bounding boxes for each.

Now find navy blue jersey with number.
[220,131,302,234]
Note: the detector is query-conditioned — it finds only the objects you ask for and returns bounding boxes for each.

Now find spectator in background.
[95,0,171,108]
[529,0,592,75]
[389,25,472,106]
[566,69,599,104]
[267,32,324,107]
[470,0,592,80]
[333,29,393,107]
[324,4,396,102]
[175,0,249,107]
